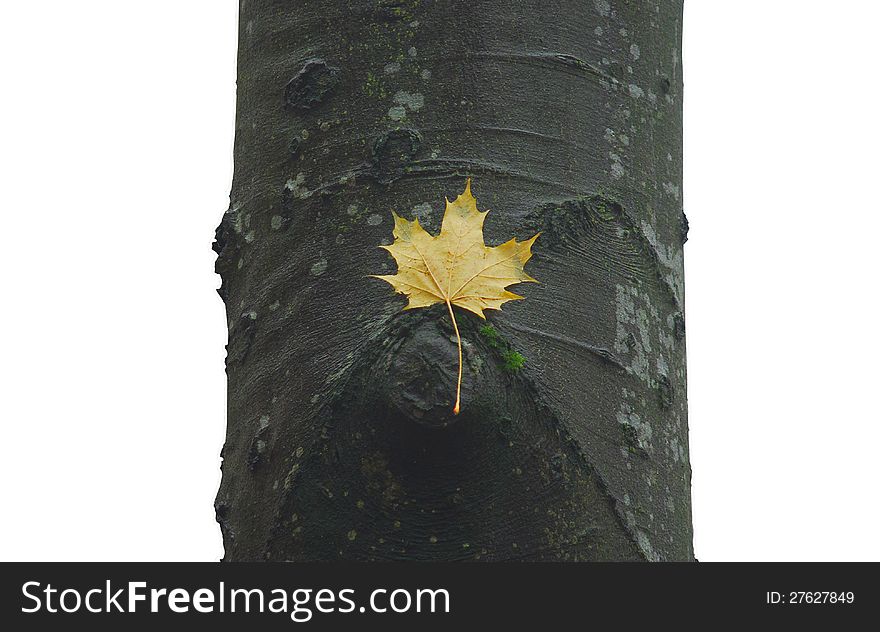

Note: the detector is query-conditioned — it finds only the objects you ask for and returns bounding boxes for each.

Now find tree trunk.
[214,0,692,561]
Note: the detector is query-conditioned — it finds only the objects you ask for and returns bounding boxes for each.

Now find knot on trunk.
[382,317,480,429]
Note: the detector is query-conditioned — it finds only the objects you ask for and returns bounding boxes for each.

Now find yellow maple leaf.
[372,178,539,414]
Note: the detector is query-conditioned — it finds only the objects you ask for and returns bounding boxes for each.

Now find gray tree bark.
[214,0,692,561]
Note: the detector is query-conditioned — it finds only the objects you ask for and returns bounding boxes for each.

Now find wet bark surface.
[215,0,692,561]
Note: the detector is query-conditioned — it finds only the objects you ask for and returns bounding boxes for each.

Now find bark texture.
[215,0,692,561]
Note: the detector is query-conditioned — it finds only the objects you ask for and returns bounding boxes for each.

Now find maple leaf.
[372,179,539,414]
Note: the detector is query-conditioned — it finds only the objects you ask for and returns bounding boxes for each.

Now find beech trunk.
[214,0,692,561]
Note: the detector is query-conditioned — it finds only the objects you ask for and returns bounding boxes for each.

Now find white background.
[1,1,877,562]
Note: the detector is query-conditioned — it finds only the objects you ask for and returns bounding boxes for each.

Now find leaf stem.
[445,300,462,414]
